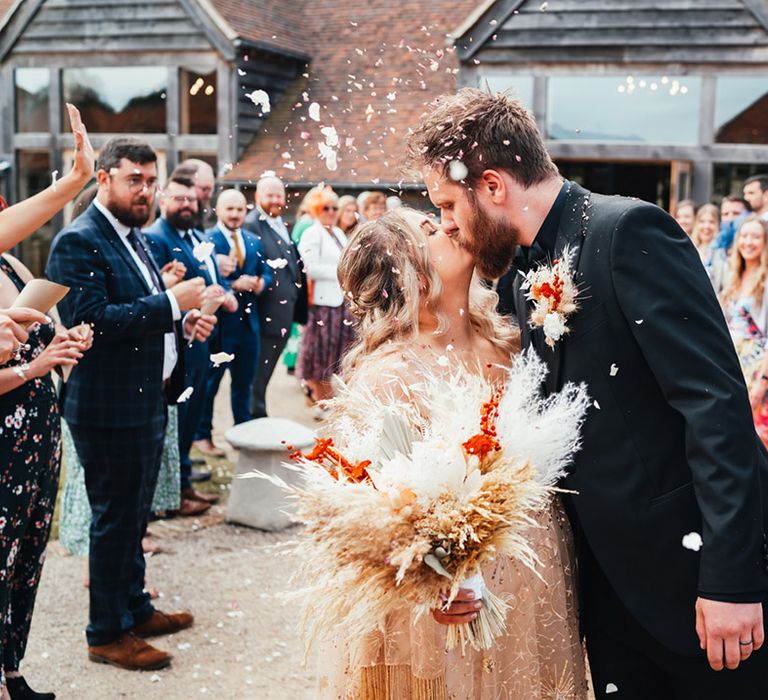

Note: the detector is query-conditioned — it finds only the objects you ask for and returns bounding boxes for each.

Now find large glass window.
[180,69,217,135]
[547,76,701,144]
[62,67,167,133]
[713,163,764,199]
[479,74,534,111]
[15,68,50,133]
[715,77,768,144]
[16,151,53,278]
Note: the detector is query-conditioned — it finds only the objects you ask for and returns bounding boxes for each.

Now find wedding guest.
[0,252,90,700]
[171,159,216,230]
[336,195,359,235]
[193,189,272,455]
[743,175,768,220]
[297,188,356,412]
[356,191,372,223]
[362,191,387,222]
[674,199,696,236]
[715,195,752,254]
[692,203,728,292]
[146,176,237,511]
[46,137,216,671]
[721,216,768,445]
[0,311,47,367]
[243,176,307,419]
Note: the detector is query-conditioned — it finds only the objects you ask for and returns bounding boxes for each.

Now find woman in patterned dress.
[0,254,92,700]
[721,216,768,445]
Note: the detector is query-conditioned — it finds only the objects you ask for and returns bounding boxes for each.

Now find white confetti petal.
[266,258,288,270]
[193,240,215,262]
[436,356,450,367]
[308,102,321,121]
[246,90,271,114]
[609,363,619,377]
[448,160,468,181]
[635,319,644,325]
[210,352,235,367]
[682,532,703,551]
[177,386,194,403]
[593,400,601,410]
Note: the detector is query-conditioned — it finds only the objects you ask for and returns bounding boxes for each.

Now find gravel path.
[22,365,318,699]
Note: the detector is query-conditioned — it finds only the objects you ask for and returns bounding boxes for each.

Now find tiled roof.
[224,0,478,187]
[209,0,310,58]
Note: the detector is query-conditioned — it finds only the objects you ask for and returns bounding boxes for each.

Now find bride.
[313,207,588,699]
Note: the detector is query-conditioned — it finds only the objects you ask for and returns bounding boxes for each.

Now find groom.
[409,89,768,698]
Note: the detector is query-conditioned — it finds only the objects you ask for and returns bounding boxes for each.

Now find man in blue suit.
[193,189,272,455]
[145,175,238,514]
[46,138,217,670]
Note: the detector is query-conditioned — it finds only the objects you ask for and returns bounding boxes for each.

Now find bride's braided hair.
[338,208,518,375]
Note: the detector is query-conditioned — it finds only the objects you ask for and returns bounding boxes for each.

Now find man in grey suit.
[244,176,307,418]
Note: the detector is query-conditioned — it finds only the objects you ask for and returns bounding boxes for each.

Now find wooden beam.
[743,0,768,32]
[0,0,45,62]
[178,0,235,61]
[454,0,526,62]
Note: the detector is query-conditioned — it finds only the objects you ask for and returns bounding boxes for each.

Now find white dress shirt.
[257,206,291,244]
[94,199,179,380]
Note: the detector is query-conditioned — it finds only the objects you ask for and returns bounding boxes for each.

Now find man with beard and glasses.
[145,176,238,514]
[407,89,768,699]
[46,138,217,671]
[244,175,307,418]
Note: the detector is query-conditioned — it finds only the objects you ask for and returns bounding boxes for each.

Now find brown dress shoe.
[182,487,220,504]
[131,610,194,638]
[178,498,210,516]
[192,439,226,458]
[88,633,172,670]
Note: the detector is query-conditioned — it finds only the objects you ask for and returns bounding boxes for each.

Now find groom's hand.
[695,598,764,671]
[431,588,483,626]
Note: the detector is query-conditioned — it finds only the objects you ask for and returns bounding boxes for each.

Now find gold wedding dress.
[317,498,587,700]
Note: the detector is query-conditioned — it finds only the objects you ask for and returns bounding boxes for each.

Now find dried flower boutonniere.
[521,246,579,347]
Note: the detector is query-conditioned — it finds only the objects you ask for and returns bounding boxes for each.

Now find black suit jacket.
[512,182,768,656]
[245,212,308,333]
[46,204,184,427]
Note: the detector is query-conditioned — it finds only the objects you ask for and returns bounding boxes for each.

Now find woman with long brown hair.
[721,216,768,443]
[692,203,727,293]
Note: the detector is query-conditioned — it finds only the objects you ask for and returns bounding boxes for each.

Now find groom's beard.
[461,197,520,280]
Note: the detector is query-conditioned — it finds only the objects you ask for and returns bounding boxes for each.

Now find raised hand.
[65,103,95,184]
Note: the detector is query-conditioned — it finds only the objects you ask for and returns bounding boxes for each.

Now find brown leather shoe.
[88,633,172,670]
[178,498,210,516]
[182,487,220,505]
[131,610,194,638]
[192,439,225,458]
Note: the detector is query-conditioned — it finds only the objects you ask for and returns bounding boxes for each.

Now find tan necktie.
[231,232,245,268]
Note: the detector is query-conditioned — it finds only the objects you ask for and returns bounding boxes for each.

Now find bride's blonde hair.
[337,207,518,375]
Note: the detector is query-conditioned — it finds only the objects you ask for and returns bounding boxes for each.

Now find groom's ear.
[480,169,507,204]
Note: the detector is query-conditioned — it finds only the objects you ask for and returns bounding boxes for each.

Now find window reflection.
[715,78,768,144]
[15,68,50,133]
[180,69,217,135]
[548,76,701,144]
[480,75,534,110]
[62,67,167,133]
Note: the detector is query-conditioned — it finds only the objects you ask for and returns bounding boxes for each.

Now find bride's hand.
[65,103,95,184]
[431,588,483,625]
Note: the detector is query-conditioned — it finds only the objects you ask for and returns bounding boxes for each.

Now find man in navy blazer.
[194,189,272,454]
[244,176,308,418]
[145,175,238,514]
[46,138,216,670]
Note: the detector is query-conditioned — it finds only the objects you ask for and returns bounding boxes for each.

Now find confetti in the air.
[606,684,618,694]
[210,352,235,367]
[193,240,215,262]
[682,532,703,551]
[177,386,194,403]
[246,90,271,114]
[266,258,288,270]
[449,160,468,181]
[609,364,619,377]
[308,102,321,121]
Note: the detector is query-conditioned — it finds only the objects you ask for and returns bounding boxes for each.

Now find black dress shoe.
[6,676,55,700]
[189,468,212,482]
[190,457,206,466]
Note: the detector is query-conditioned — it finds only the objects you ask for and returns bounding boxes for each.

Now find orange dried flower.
[290,437,372,484]
[462,388,503,462]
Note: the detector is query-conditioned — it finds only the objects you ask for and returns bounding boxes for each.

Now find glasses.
[323,205,339,212]
[117,176,158,194]
[165,194,198,204]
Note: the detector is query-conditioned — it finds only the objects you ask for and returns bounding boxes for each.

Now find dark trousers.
[178,352,211,489]
[250,333,289,418]
[196,330,260,440]
[69,410,166,646]
[584,545,768,700]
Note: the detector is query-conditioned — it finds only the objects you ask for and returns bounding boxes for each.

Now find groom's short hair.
[405,88,558,188]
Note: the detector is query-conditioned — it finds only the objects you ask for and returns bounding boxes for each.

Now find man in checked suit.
[46,138,217,671]
[145,175,238,514]
[244,175,308,418]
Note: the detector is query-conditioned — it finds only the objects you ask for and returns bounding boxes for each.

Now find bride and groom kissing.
[319,89,768,699]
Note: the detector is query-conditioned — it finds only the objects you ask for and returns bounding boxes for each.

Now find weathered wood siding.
[236,48,304,155]
[463,0,768,64]
[12,0,211,55]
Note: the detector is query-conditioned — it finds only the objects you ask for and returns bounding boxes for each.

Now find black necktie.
[512,242,548,275]
[127,228,164,291]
